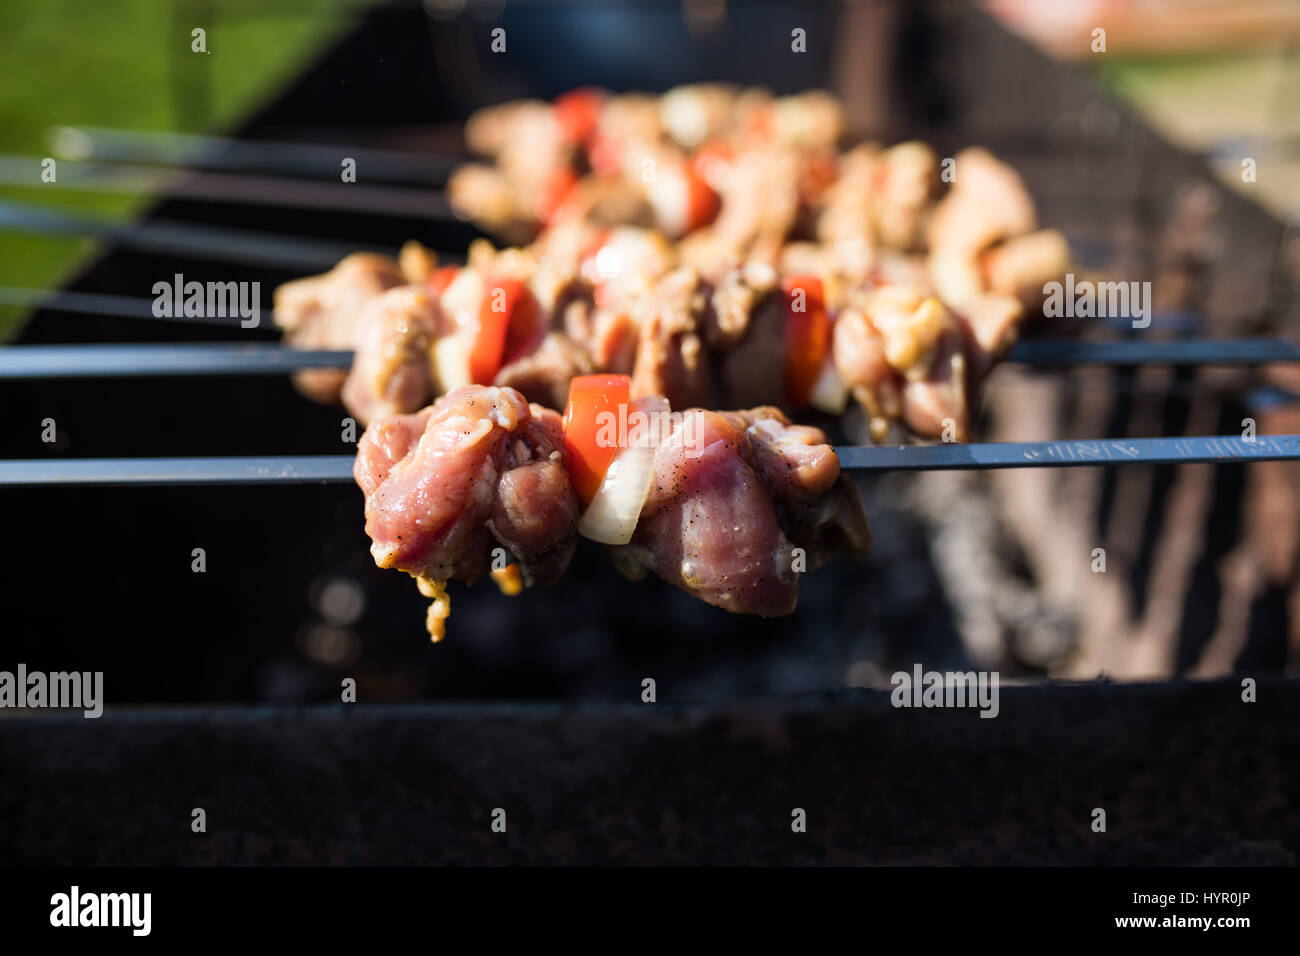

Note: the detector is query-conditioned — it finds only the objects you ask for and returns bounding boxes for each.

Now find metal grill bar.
[0,289,267,327]
[0,200,391,271]
[5,436,1297,486]
[0,344,351,377]
[0,155,456,219]
[2,339,1297,379]
[49,125,458,184]
[835,434,1300,471]
[1010,339,1300,366]
[0,456,357,487]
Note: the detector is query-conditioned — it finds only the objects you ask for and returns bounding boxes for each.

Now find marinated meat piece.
[660,83,741,149]
[341,287,444,425]
[729,407,871,561]
[592,93,663,160]
[927,247,988,309]
[873,250,933,289]
[274,252,408,403]
[955,292,1024,382]
[493,331,593,410]
[630,268,714,409]
[695,147,805,262]
[777,240,875,295]
[864,285,949,378]
[454,99,584,241]
[715,284,785,410]
[832,306,902,443]
[355,386,579,640]
[707,259,781,351]
[874,141,937,250]
[464,99,550,158]
[982,228,1071,309]
[726,408,841,501]
[643,146,722,238]
[580,226,676,307]
[816,142,881,247]
[397,240,439,284]
[587,307,640,374]
[609,410,798,615]
[832,285,973,442]
[447,164,539,244]
[609,406,869,615]
[928,147,1037,256]
[900,332,969,442]
[565,177,657,231]
[769,91,844,150]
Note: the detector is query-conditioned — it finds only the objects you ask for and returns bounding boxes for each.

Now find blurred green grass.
[1094,51,1300,220]
[0,0,366,339]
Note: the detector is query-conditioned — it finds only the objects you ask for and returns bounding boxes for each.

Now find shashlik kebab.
[276,87,1069,441]
[276,186,1067,443]
[355,378,871,641]
[447,85,844,244]
[446,84,1068,305]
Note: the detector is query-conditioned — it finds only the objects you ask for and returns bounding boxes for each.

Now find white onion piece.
[809,354,848,415]
[578,395,670,545]
[432,331,473,392]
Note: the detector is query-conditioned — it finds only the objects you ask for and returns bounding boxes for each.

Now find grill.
[1,0,1297,866]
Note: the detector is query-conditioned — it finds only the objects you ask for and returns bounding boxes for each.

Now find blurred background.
[1,0,1298,706]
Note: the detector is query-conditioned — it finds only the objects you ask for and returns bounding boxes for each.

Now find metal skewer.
[48,125,460,184]
[0,344,351,377]
[4,435,1297,487]
[0,200,391,272]
[0,155,457,219]
[0,339,1296,379]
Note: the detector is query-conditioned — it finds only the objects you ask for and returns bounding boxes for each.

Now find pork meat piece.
[713,280,785,410]
[493,331,593,410]
[981,228,1071,311]
[629,267,714,409]
[725,407,872,564]
[341,286,445,425]
[899,330,970,442]
[874,141,937,250]
[928,147,1037,256]
[274,253,408,403]
[609,407,870,616]
[832,305,903,442]
[834,285,974,442]
[355,385,579,639]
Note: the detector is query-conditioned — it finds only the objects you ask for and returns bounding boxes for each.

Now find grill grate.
[4,0,1297,698]
[3,0,1299,868]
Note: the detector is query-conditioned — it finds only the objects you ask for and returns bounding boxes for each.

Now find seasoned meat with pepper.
[493,331,593,410]
[629,267,714,409]
[354,385,579,640]
[274,252,407,403]
[608,406,869,615]
[340,286,445,425]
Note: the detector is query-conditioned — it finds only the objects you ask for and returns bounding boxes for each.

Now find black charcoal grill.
[0,0,1297,865]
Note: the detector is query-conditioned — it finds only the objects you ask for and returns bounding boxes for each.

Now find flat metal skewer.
[1010,339,1299,366]
[4,436,1297,487]
[0,200,390,272]
[0,290,276,328]
[0,339,1296,379]
[0,344,351,377]
[48,125,459,184]
[0,155,457,220]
